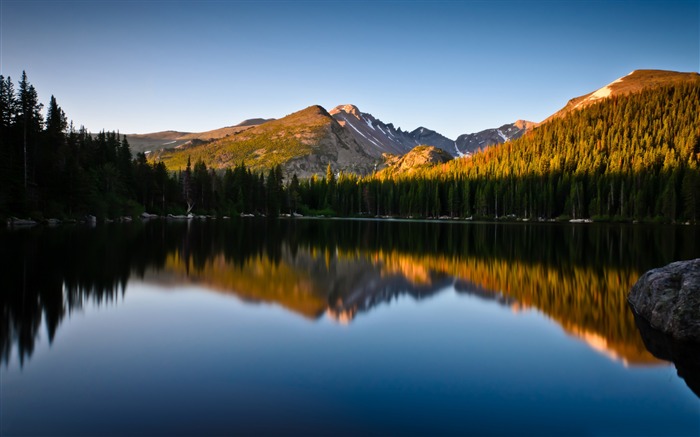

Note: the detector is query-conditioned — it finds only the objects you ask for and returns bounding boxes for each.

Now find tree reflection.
[1,219,698,369]
[0,223,181,365]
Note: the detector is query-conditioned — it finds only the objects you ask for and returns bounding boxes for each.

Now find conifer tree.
[182,156,193,213]
[17,71,43,191]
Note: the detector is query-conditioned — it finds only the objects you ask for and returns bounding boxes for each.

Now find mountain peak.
[513,120,536,130]
[235,118,273,127]
[329,104,362,118]
[280,105,334,122]
[410,127,431,136]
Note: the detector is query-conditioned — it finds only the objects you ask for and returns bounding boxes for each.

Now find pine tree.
[0,75,16,133]
[0,75,17,213]
[17,71,43,191]
[288,173,300,214]
[182,156,193,213]
[681,168,700,222]
[45,95,67,138]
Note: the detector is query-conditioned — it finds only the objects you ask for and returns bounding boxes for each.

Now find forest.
[1,72,698,222]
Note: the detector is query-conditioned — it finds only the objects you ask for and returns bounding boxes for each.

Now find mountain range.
[127,118,273,154]
[141,69,699,177]
[328,104,456,156]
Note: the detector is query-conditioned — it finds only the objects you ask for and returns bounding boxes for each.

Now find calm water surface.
[1,219,699,436]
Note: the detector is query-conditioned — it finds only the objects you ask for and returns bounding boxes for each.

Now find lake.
[1,219,699,436]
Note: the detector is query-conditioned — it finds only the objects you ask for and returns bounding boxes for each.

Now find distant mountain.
[151,105,376,178]
[234,118,273,127]
[127,118,274,154]
[329,104,455,156]
[543,69,700,123]
[137,103,530,168]
[409,126,456,155]
[455,120,535,156]
[179,118,274,141]
[134,69,700,173]
[329,104,535,158]
[123,130,192,154]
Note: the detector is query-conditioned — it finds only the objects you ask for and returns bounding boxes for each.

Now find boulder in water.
[628,259,700,342]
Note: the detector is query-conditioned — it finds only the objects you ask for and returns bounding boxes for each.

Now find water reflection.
[2,219,699,370]
[633,313,700,397]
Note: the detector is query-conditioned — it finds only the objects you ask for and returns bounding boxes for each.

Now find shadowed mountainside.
[455,120,536,155]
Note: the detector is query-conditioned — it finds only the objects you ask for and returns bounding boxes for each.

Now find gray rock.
[628,259,700,342]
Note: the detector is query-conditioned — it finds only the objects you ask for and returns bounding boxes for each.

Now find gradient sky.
[1,0,698,139]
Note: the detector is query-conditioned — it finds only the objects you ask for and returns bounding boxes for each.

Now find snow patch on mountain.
[454,141,466,157]
[331,104,532,159]
[346,121,383,149]
[588,86,612,101]
[330,104,455,157]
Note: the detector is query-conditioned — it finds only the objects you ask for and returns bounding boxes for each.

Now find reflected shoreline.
[3,219,699,372]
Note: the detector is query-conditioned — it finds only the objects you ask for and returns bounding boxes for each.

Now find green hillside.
[150,105,376,177]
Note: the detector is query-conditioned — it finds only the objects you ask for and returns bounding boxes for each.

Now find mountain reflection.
[2,219,698,368]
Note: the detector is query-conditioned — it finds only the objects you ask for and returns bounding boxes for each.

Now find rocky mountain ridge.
[329,104,456,157]
[142,69,697,177]
[139,104,531,167]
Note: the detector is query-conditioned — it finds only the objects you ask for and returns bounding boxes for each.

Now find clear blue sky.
[1,0,698,139]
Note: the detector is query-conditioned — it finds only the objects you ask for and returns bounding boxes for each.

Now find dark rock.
[628,259,700,342]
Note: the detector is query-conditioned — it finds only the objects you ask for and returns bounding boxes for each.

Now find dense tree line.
[2,72,698,222]
[299,82,700,222]
[1,72,145,218]
[0,72,290,219]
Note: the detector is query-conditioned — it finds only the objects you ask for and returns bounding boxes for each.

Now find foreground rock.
[628,259,700,342]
